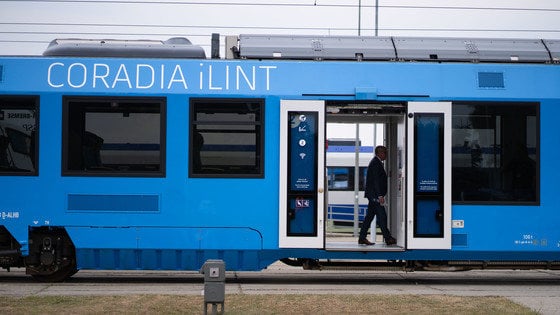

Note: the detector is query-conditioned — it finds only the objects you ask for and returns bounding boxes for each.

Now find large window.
[190,99,264,177]
[0,96,38,175]
[452,102,538,204]
[63,97,165,176]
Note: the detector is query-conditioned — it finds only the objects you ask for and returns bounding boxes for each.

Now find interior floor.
[325,229,404,252]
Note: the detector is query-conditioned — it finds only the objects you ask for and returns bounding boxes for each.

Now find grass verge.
[0,294,537,314]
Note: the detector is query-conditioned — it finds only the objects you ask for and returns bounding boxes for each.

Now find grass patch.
[0,294,536,314]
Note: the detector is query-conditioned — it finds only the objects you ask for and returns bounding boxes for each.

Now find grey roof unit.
[543,40,560,63]
[43,37,206,59]
[237,34,555,63]
[393,37,550,63]
[238,34,396,60]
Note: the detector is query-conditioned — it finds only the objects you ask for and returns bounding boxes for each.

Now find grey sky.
[1,0,560,56]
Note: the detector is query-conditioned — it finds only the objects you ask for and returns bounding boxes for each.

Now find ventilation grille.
[478,72,505,88]
[68,194,159,212]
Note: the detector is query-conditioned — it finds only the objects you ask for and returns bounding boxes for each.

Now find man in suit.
[358,145,397,246]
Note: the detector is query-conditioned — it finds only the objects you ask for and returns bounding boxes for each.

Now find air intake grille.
[478,72,505,88]
[68,194,159,212]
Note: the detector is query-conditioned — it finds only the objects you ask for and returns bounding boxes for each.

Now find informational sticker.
[295,198,310,208]
[418,179,438,192]
[289,112,317,192]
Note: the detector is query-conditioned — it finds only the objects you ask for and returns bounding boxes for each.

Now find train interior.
[324,102,406,251]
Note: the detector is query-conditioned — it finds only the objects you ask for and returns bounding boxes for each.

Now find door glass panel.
[416,115,442,193]
[287,111,318,236]
[414,113,444,237]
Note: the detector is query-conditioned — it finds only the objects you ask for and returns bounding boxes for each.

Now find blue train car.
[1,35,559,281]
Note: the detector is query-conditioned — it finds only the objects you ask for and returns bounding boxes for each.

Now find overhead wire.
[1,0,560,12]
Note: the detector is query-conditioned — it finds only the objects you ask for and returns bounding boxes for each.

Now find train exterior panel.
[0,35,559,281]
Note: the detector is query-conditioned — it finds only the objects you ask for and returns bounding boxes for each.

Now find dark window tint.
[63,97,165,176]
[190,99,263,177]
[0,96,38,175]
[452,102,538,204]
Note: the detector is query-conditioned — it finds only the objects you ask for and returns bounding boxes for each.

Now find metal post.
[375,0,379,36]
[358,0,362,36]
[353,123,360,236]
[371,123,377,241]
[200,260,225,315]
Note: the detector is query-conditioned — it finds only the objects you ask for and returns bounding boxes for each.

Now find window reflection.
[452,103,538,203]
[0,97,38,175]
[190,99,264,177]
[63,97,165,176]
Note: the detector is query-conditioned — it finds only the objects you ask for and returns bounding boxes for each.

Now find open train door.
[279,100,325,248]
[406,102,451,249]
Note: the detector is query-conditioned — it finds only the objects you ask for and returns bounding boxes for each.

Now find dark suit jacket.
[364,156,387,200]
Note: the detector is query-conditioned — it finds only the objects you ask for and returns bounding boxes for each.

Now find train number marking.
[1,211,20,220]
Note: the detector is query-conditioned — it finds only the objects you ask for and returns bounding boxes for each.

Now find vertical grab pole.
[372,123,378,242]
[353,123,360,237]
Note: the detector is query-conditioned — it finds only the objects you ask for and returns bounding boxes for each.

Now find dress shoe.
[385,237,397,245]
[358,238,375,246]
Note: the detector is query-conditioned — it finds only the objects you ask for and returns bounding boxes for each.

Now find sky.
[1,0,560,56]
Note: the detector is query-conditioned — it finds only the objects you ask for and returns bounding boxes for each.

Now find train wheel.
[30,261,78,282]
[26,227,77,282]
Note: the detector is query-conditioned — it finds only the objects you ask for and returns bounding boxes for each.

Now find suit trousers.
[359,198,392,241]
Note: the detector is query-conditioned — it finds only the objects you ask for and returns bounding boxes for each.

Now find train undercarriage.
[1,226,77,282]
[2,226,560,282]
[280,258,560,272]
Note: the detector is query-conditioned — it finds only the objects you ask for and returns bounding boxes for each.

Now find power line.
[2,27,560,42]
[2,1,560,12]
[2,20,560,34]
[3,0,355,7]
[0,22,356,31]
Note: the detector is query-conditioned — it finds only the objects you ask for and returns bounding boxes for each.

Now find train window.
[359,167,367,191]
[0,96,38,175]
[327,166,367,191]
[452,102,539,204]
[190,99,264,178]
[62,97,165,176]
[327,167,352,190]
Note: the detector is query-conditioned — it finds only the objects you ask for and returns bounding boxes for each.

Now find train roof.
[38,34,560,64]
[43,37,206,59]
[234,34,560,63]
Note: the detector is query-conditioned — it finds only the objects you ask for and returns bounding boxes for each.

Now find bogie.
[25,227,77,282]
